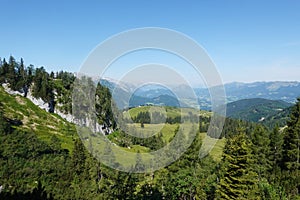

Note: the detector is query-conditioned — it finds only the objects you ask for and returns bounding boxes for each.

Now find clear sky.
[1,0,300,84]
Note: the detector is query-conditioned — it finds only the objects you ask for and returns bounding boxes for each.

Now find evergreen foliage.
[1,55,300,199]
[250,125,271,180]
[216,132,259,199]
[95,82,116,129]
[268,125,284,184]
[281,98,300,197]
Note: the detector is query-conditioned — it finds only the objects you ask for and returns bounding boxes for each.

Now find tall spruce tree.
[72,139,87,176]
[0,58,9,83]
[250,125,271,181]
[269,125,283,183]
[7,55,17,89]
[281,98,300,196]
[216,132,259,199]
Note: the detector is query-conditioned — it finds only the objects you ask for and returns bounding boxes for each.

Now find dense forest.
[0,56,299,199]
[0,56,75,113]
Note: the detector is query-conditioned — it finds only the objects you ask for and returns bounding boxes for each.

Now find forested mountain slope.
[226,98,292,122]
[0,56,299,199]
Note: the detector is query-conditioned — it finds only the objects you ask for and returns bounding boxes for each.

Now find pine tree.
[281,98,300,196]
[268,125,283,183]
[250,125,271,180]
[14,58,27,92]
[26,64,34,86]
[216,132,259,199]
[72,139,87,175]
[0,58,9,83]
[7,55,17,89]
[95,83,116,130]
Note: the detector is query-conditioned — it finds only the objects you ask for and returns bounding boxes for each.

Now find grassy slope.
[0,87,225,163]
[126,123,179,143]
[200,132,226,162]
[0,86,77,151]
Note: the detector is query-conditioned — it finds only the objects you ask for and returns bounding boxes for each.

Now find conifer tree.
[95,82,117,130]
[72,139,87,175]
[0,58,9,83]
[281,98,300,196]
[216,132,259,199]
[268,125,283,183]
[250,125,271,180]
[7,55,17,89]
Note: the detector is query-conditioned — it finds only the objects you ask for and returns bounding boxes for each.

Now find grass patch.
[199,132,226,162]
[126,123,178,143]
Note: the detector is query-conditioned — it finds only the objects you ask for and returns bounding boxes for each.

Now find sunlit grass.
[199,132,226,162]
[0,86,77,152]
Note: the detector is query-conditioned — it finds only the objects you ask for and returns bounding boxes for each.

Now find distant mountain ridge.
[129,94,185,107]
[100,79,300,110]
[223,81,300,103]
[100,78,190,109]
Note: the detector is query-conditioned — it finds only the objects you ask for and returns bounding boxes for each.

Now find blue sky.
[1,0,300,84]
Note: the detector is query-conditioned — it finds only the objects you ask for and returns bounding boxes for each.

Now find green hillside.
[1,82,300,199]
[262,106,292,128]
[0,86,77,151]
[226,98,292,123]
[1,56,299,199]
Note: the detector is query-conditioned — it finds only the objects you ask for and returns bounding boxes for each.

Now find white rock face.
[26,89,49,111]
[2,83,23,96]
[54,109,74,122]
[2,83,111,134]
[2,83,73,121]
[2,83,48,111]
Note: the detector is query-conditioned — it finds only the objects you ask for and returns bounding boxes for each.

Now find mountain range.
[100,79,300,110]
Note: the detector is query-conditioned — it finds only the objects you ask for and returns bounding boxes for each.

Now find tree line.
[0,56,75,113]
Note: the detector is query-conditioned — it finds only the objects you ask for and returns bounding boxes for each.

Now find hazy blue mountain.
[100,78,185,108]
[196,81,300,110]
[129,94,183,107]
[100,79,300,110]
[134,87,174,98]
[223,81,300,103]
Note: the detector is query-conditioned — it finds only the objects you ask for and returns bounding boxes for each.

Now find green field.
[126,123,178,142]
[123,108,224,163]
[125,106,212,120]
[123,106,224,162]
